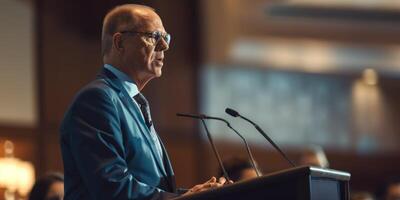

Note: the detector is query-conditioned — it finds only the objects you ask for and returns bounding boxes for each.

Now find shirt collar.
[104,64,139,97]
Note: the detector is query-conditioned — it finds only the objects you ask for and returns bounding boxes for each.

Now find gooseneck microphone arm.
[204,116,260,177]
[225,108,296,167]
[176,113,231,182]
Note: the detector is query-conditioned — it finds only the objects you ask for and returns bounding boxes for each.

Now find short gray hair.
[101,4,155,56]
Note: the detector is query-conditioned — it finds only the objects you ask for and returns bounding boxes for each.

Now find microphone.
[198,114,260,177]
[225,108,239,117]
[176,113,206,119]
[176,113,231,182]
[225,108,296,167]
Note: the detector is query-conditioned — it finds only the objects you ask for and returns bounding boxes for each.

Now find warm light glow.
[229,37,400,75]
[362,68,379,86]
[286,0,400,10]
[0,140,35,198]
[351,79,385,152]
[16,161,35,196]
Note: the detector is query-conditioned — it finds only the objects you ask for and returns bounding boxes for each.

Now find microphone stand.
[204,116,260,177]
[226,108,296,167]
[199,118,231,182]
[177,113,231,182]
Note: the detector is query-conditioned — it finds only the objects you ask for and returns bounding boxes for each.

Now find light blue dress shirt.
[104,64,164,161]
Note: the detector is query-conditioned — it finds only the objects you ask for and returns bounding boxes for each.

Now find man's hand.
[183,177,232,196]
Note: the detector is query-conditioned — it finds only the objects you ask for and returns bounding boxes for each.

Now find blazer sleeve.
[61,87,179,200]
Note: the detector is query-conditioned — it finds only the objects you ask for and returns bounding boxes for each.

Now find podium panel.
[175,166,350,200]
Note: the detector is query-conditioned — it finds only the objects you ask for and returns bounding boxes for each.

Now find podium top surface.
[174,166,350,200]
[266,166,351,181]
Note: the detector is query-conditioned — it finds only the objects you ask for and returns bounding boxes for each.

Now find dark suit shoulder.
[60,78,120,133]
[78,78,120,99]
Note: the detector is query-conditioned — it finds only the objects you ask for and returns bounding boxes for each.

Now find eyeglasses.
[119,30,171,46]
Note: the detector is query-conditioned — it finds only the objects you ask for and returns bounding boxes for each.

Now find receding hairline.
[102,4,158,36]
[101,4,157,56]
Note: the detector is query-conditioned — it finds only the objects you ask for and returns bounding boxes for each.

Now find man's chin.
[154,68,162,77]
[147,66,162,78]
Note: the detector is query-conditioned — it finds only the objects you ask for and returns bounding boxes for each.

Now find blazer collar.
[97,67,122,93]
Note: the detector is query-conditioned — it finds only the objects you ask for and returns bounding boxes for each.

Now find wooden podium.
[175,166,350,200]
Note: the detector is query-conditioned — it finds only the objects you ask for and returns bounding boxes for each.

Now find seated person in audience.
[29,173,64,200]
[378,177,400,200]
[219,157,260,182]
[298,145,329,168]
[351,191,375,200]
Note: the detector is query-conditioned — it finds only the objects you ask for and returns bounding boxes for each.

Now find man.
[28,173,64,200]
[350,191,375,200]
[380,178,400,200]
[60,4,226,200]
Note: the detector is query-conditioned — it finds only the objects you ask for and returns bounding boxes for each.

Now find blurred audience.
[219,157,260,182]
[298,145,330,168]
[28,172,64,200]
[351,191,375,200]
[377,177,400,200]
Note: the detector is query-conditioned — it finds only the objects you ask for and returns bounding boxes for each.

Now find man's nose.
[156,51,164,59]
[155,38,169,52]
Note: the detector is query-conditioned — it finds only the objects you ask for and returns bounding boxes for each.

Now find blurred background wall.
[1,0,400,199]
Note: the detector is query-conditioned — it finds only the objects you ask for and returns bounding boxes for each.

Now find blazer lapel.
[98,68,168,179]
[157,134,177,193]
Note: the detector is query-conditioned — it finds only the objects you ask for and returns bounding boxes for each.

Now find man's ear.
[112,33,124,53]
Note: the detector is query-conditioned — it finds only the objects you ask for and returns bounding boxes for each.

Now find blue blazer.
[60,68,179,200]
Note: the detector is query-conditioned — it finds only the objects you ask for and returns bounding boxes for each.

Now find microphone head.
[225,108,239,117]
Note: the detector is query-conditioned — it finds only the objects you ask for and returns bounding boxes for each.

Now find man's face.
[120,11,169,81]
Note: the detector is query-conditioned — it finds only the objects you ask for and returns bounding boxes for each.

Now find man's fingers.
[194,182,221,190]
[206,176,217,183]
[191,184,203,192]
[218,177,226,184]
[205,182,223,188]
[187,177,229,195]
[196,183,222,192]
